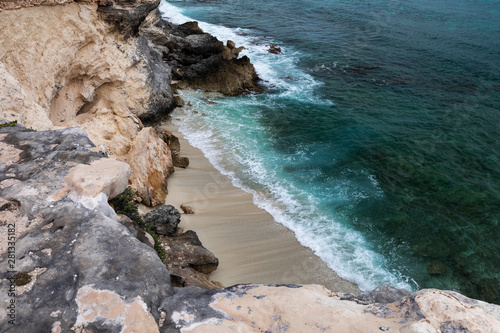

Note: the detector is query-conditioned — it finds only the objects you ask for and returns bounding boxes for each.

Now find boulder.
[227,40,236,49]
[144,204,181,236]
[185,34,225,57]
[128,127,174,207]
[180,203,195,214]
[161,230,219,274]
[268,43,282,54]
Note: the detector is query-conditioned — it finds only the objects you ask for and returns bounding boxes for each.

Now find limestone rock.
[0,123,172,332]
[180,204,195,214]
[164,285,500,332]
[128,127,174,206]
[143,204,181,236]
[52,158,131,202]
[156,128,190,168]
[161,230,219,274]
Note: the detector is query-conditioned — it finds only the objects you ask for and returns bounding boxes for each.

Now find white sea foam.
[160,1,414,291]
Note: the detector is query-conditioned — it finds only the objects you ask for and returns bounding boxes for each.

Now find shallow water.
[160,0,500,302]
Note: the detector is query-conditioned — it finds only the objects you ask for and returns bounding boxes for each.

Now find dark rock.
[161,230,219,274]
[156,129,190,168]
[441,321,468,333]
[182,54,259,95]
[98,0,161,39]
[139,9,260,97]
[227,40,236,49]
[185,34,225,56]
[136,36,176,123]
[174,156,190,168]
[268,43,282,54]
[174,95,185,106]
[144,204,181,236]
[427,261,447,276]
[179,21,205,35]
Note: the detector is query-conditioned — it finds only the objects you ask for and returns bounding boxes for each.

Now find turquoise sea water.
[160,0,500,302]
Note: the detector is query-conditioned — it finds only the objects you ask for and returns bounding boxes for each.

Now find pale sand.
[160,120,360,294]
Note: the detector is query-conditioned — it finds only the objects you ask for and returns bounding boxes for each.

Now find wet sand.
[160,120,360,294]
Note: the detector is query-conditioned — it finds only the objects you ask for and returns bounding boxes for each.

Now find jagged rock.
[128,127,174,206]
[139,9,260,96]
[227,40,236,49]
[182,54,259,95]
[174,95,185,106]
[180,204,195,214]
[179,21,204,35]
[0,123,173,332]
[156,128,190,168]
[144,205,181,236]
[268,43,282,54]
[161,230,219,274]
[97,0,161,39]
[185,34,225,57]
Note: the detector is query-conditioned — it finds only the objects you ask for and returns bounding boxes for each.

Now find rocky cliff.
[1,1,500,332]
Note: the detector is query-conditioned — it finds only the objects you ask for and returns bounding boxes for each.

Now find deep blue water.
[160,0,500,303]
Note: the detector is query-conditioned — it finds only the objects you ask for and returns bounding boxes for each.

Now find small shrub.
[14,272,31,286]
[0,120,17,128]
[110,188,166,260]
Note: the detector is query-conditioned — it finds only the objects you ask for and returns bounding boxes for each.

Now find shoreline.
[160,117,360,294]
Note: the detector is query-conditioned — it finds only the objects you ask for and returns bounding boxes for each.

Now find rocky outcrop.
[140,9,260,95]
[0,122,172,332]
[166,284,500,332]
[0,0,175,206]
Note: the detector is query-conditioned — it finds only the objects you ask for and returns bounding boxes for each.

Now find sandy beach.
[159,120,360,294]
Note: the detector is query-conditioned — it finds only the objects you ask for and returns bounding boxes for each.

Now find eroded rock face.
[0,1,175,205]
[128,127,174,206]
[0,123,172,332]
[140,9,260,96]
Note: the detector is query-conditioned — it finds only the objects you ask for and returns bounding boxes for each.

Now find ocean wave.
[160,0,414,291]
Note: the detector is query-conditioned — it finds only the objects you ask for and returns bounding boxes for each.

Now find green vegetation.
[0,120,17,128]
[110,187,166,260]
[14,272,31,286]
